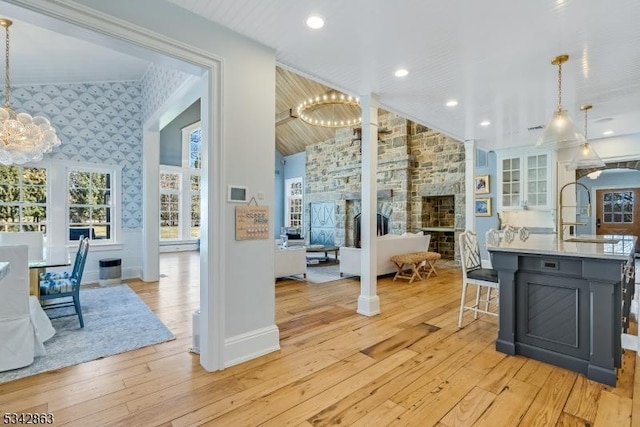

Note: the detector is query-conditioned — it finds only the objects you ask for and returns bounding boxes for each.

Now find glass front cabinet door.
[498,151,552,211]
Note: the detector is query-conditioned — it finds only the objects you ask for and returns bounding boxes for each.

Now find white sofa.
[275,246,307,279]
[339,233,431,277]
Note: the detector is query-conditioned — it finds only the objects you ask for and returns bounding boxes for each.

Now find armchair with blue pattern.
[40,236,90,328]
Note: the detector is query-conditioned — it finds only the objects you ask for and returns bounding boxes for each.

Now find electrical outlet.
[257,191,265,200]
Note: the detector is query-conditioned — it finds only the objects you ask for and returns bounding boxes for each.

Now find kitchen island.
[488,234,636,386]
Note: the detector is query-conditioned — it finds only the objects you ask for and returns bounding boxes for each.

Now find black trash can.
[99,258,121,285]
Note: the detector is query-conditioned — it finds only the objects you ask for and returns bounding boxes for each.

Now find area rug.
[0,284,175,383]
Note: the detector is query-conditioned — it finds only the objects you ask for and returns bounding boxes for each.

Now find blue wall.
[159,99,201,166]
[274,150,285,237]
[475,150,499,261]
[284,152,306,179]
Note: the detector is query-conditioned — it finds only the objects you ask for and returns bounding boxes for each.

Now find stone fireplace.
[304,112,465,261]
[421,195,457,259]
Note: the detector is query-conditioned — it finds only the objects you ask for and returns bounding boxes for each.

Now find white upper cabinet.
[498,150,553,211]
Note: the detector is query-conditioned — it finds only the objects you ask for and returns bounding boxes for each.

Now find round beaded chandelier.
[296,91,361,128]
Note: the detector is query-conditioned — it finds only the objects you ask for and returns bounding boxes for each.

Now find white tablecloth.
[28,296,56,356]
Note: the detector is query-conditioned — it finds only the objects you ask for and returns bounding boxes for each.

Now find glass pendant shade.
[535,108,586,147]
[566,104,605,172]
[568,142,605,170]
[536,54,585,147]
[0,18,60,165]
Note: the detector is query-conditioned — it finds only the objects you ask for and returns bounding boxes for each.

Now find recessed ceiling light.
[445,100,458,107]
[394,69,409,78]
[602,130,614,136]
[480,120,491,127]
[305,15,325,29]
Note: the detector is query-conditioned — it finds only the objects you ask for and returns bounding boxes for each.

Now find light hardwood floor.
[0,251,637,426]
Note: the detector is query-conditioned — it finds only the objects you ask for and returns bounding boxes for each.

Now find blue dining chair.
[39,236,90,328]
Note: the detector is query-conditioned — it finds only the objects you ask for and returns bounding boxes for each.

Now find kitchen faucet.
[558,181,591,241]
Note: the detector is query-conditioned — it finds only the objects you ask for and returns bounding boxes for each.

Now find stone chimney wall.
[304,112,465,260]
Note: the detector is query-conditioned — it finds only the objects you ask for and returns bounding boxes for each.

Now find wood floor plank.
[518,367,576,426]
[361,323,440,361]
[474,378,539,427]
[439,386,497,427]
[259,349,418,427]
[0,252,635,427]
[593,389,632,427]
[388,367,485,427]
[563,375,605,423]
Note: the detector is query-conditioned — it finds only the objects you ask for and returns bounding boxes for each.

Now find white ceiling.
[3,0,640,153]
[4,16,151,85]
[166,0,640,150]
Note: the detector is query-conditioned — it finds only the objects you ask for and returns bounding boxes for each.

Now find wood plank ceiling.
[276,67,362,156]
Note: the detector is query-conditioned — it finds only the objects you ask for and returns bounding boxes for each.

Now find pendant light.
[567,104,605,171]
[536,54,585,147]
[0,18,61,165]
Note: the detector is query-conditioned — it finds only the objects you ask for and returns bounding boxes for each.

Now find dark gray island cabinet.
[488,234,636,386]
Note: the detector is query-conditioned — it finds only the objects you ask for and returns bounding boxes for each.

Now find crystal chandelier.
[567,104,605,171]
[536,54,585,147]
[0,18,60,166]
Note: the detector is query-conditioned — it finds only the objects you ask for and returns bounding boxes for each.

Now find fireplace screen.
[354,213,389,248]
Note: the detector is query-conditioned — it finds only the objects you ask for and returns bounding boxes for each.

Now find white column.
[142,128,160,282]
[464,140,476,232]
[357,94,381,316]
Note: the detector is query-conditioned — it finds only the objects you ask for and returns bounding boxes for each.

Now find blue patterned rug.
[0,284,175,383]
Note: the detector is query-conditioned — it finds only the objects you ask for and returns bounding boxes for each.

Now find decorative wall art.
[474,198,492,217]
[474,175,490,194]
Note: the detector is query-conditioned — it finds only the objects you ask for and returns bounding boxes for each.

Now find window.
[285,177,303,228]
[602,191,634,224]
[160,172,180,239]
[498,151,551,210]
[68,168,113,241]
[159,122,201,241]
[0,161,120,246]
[0,165,48,232]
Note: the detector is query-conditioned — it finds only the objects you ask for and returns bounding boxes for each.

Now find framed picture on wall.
[475,198,492,217]
[474,175,490,194]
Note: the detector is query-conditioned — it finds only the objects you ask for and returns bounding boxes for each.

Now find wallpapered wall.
[141,63,193,123]
[3,63,194,231]
[7,81,144,229]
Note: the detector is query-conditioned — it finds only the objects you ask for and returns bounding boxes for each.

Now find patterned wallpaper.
[5,81,144,229]
[141,63,192,123]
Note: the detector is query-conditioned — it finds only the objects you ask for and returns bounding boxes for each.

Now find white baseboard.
[160,244,198,253]
[224,325,280,368]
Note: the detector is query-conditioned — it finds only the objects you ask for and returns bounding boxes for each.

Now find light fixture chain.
[584,107,588,140]
[3,21,9,108]
[557,60,562,109]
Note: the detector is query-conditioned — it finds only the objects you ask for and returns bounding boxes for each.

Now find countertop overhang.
[487,234,636,261]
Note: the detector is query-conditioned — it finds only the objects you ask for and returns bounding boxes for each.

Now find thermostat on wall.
[228,185,248,203]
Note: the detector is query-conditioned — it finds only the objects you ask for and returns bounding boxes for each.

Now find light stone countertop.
[0,261,9,280]
[487,234,637,261]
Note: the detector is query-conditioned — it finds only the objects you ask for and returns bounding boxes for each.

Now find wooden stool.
[417,251,441,278]
[390,252,427,284]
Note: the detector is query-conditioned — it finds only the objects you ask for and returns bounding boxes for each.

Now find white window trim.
[284,177,303,228]
[159,166,200,243]
[16,158,123,249]
[181,121,202,170]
